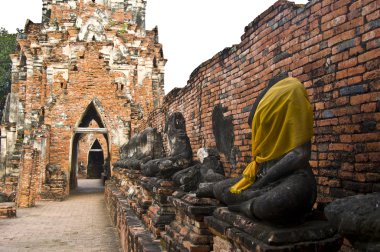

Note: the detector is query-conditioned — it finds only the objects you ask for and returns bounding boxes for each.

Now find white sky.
[0,0,309,93]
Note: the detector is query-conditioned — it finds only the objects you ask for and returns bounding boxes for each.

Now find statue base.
[105,183,163,251]
[163,192,220,252]
[205,207,342,252]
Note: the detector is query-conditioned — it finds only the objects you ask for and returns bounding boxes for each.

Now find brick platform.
[105,182,163,251]
[0,202,16,219]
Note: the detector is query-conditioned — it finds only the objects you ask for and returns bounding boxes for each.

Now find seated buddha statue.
[212,76,317,224]
[141,112,193,179]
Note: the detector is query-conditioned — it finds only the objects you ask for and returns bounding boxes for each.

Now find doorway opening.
[69,101,111,191]
[87,139,104,179]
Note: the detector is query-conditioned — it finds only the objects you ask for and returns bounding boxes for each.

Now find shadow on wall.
[212,104,239,173]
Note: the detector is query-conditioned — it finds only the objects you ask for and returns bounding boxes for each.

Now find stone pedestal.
[325,193,380,251]
[117,168,150,218]
[112,168,177,239]
[141,177,176,238]
[205,207,342,252]
[163,193,220,252]
[105,182,163,252]
[0,202,16,219]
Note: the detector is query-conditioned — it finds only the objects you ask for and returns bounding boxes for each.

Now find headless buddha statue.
[212,76,317,224]
[141,112,192,179]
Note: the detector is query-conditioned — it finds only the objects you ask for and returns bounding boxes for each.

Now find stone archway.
[69,101,111,191]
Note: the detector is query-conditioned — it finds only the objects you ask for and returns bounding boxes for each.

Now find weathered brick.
[349,45,365,56]
[362,27,380,41]
[328,29,356,47]
[366,173,380,182]
[366,38,380,50]
[333,38,358,54]
[339,84,367,96]
[362,0,378,15]
[358,48,380,63]
[342,181,372,193]
[366,9,380,22]
[364,69,380,80]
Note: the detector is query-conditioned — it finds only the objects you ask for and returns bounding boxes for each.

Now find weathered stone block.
[325,192,380,251]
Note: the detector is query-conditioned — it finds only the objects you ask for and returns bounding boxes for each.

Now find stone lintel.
[74,127,108,134]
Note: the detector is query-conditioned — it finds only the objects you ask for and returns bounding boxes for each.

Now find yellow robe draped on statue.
[230,77,313,194]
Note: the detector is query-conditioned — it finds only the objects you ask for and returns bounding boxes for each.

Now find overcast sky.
[0,0,309,93]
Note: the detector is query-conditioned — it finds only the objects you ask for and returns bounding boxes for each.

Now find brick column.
[16,146,39,208]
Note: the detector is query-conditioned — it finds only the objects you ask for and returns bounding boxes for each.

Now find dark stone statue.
[212,143,317,223]
[173,148,225,192]
[113,127,164,170]
[324,193,380,251]
[141,112,192,179]
[204,76,317,224]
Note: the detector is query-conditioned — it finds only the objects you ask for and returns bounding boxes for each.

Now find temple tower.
[0,0,166,206]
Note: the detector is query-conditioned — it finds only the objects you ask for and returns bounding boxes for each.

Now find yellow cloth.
[230,77,313,194]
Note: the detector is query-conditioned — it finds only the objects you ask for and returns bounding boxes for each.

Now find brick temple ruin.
[0,0,165,207]
[1,0,380,251]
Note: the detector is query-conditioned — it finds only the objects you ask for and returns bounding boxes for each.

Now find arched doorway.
[87,139,104,179]
[69,101,111,191]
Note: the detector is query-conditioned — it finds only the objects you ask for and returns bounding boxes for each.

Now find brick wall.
[139,0,380,203]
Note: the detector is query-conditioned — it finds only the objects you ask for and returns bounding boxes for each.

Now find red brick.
[329,143,354,151]
[362,1,378,15]
[349,45,364,56]
[352,133,380,142]
[358,48,380,63]
[328,29,356,46]
[340,134,352,142]
[322,6,348,23]
[361,102,377,112]
[336,69,348,79]
[366,38,380,50]
[338,57,358,69]
[349,0,363,11]
[338,171,353,179]
[348,76,363,85]
[369,152,380,161]
[362,27,380,42]
[366,142,380,151]
[355,153,369,162]
[364,69,380,80]
[346,65,366,77]
[341,162,354,171]
[322,15,347,31]
[331,0,352,10]
[353,173,367,182]
[366,9,380,22]
[355,163,376,172]
[366,173,380,182]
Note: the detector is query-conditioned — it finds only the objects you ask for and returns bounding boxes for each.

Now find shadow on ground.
[71,179,105,194]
